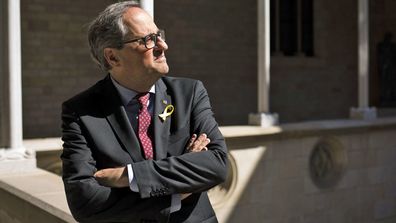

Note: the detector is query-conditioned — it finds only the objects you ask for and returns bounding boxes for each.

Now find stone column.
[0,0,36,174]
[249,0,279,127]
[350,0,377,120]
[140,0,154,17]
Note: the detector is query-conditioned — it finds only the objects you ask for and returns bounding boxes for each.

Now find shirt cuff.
[127,164,139,192]
[170,194,181,213]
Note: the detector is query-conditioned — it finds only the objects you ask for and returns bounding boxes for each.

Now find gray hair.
[87,1,140,71]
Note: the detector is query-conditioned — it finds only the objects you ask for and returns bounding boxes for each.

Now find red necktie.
[137,93,154,159]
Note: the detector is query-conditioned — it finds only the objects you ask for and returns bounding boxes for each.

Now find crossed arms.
[61,80,228,222]
[94,133,212,200]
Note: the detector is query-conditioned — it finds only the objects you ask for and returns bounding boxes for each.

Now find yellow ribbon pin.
[159,105,174,122]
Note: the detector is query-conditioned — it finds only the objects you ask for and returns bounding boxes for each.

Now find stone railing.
[215,118,396,222]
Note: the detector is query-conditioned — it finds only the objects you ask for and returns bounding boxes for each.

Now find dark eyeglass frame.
[123,29,165,49]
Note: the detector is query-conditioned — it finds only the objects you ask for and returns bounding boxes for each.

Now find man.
[61,1,228,223]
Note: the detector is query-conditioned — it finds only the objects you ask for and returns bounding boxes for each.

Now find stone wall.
[18,0,392,137]
[270,0,358,122]
[19,0,258,138]
[20,0,112,138]
[0,169,74,223]
[154,0,258,125]
[19,118,396,223]
[0,187,67,223]
[217,120,396,223]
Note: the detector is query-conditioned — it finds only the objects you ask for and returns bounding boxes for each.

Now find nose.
[155,37,168,51]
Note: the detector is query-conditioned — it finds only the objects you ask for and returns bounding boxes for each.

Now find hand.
[181,134,210,200]
[186,133,210,153]
[94,166,129,188]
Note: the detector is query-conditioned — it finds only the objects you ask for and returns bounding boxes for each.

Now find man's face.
[117,7,169,81]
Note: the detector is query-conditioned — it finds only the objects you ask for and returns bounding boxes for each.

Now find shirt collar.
[110,75,155,106]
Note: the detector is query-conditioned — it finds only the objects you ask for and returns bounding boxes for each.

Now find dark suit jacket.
[61,75,228,223]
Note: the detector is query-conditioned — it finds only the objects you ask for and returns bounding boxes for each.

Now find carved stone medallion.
[309,137,347,188]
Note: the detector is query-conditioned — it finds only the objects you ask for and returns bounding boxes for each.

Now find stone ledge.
[24,138,63,152]
[23,117,396,152]
[0,168,75,222]
[220,116,396,138]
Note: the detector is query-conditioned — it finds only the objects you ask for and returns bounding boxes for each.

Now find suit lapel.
[99,76,145,162]
[153,78,172,160]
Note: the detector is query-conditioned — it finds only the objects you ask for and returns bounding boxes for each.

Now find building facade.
[2,1,396,223]
[17,0,396,138]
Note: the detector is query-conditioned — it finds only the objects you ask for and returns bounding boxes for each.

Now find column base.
[248,112,279,127]
[350,107,377,120]
[0,147,36,174]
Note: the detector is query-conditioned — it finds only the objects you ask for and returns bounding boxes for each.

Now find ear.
[104,48,121,68]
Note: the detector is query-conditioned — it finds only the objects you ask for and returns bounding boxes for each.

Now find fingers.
[196,133,210,149]
[187,133,210,152]
[186,134,197,150]
[198,134,210,151]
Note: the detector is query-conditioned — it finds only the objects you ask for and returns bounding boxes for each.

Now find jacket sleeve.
[61,103,171,222]
[131,80,228,198]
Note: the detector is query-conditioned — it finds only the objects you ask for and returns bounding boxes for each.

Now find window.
[270,0,314,56]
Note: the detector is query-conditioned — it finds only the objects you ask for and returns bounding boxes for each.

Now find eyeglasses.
[123,29,165,49]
